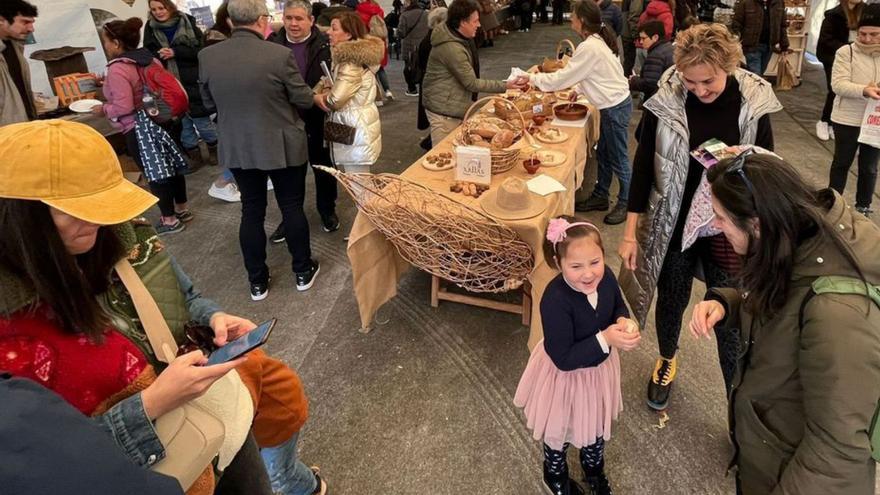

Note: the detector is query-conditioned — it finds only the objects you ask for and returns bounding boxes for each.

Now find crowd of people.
[1,0,880,494]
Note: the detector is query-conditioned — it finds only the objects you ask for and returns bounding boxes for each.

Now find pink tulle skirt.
[514,339,622,451]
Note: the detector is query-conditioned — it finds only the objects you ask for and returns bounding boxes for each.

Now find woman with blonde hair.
[315,11,384,173]
[617,23,782,410]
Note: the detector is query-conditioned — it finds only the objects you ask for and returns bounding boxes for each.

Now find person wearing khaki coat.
[420,0,521,143]
[690,152,880,494]
[0,0,38,126]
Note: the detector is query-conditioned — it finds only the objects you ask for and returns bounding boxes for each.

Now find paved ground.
[156,24,877,494]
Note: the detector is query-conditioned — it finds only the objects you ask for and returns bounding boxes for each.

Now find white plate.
[535,129,569,144]
[69,99,102,113]
[421,155,455,171]
[531,149,566,167]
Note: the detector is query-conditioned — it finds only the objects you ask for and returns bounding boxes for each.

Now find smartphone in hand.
[205,318,276,366]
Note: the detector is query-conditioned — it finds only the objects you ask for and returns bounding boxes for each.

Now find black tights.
[655,237,739,391]
[124,129,187,218]
[544,437,605,477]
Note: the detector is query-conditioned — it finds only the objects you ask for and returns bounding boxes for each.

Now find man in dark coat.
[200,0,321,299]
[0,373,184,495]
[629,20,674,100]
[732,0,789,76]
[269,0,339,238]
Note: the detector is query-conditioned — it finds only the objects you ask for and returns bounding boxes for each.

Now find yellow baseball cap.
[0,120,158,225]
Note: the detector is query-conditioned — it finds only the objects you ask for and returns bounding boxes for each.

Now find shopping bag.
[775,54,796,91]
[858,98,880,148]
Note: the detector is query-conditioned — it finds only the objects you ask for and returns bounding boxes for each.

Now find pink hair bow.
[546,218,597,249]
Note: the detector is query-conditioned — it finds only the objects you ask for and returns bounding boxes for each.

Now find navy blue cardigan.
[540,268,630,371]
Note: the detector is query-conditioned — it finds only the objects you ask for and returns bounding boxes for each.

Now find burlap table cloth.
[346,102,599,350]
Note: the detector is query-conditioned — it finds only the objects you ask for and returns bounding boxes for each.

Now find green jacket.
[0,219,220,370]
[709,191,880,494]
[421,23,506,119]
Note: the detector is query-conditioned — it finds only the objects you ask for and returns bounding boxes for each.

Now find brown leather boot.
[204,141,218,166]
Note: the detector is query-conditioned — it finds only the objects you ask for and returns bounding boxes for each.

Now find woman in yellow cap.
[0,120,326,495]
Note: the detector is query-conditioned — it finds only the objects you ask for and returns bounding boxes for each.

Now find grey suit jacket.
[199,28,314,170]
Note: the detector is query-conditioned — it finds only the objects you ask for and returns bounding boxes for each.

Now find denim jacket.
[91,254,222,467]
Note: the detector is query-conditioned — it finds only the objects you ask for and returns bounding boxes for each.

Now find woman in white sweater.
[521,0,632,225]
[829,4,880,217]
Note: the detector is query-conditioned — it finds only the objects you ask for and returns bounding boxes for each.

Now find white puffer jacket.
[327,36,384,168]
[831,42,880,126]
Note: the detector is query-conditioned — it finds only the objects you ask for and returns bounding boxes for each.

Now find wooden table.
[345,100,599,350]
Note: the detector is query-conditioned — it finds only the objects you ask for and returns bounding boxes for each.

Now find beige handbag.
[114,259,225,491]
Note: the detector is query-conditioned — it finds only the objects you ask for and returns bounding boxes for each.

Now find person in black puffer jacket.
[629,20,674,100]
[143,0,214,167]
[815,0,861,141]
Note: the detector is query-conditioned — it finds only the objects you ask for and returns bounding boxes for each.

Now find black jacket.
[599,0,624,36]
[629,40,674,100]
[540,270,629,371]
[0,373,183,495]
[817,5,850,67]
[268,25,333,164]
[416,28,433,130]
[143,14,209,117]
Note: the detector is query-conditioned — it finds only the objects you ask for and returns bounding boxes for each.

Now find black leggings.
[544,437,605,477]
[829,122,880,209]
[655,237,739,391]
[124,129,187,218]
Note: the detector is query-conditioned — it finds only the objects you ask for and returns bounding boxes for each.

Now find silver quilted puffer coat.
[619,68,782,326]
[326,36,384,168]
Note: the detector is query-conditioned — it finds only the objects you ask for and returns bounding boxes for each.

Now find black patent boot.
[544,468,585,495]
[583,464,612,495]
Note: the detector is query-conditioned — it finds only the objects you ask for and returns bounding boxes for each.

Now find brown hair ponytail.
[572,0,619,55]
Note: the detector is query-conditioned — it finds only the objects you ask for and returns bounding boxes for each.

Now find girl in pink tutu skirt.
[515,216,641,495]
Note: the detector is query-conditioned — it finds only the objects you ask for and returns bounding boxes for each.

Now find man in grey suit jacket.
[200,0,322,300]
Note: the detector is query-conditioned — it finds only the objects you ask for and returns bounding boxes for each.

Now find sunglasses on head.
[725,148,758,209]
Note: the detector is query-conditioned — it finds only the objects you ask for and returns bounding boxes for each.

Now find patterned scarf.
[148,13,199,79]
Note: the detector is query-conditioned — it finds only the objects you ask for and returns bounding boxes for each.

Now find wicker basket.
[316,166,534,293]
[456,96,531,175]
[556,39,576,59]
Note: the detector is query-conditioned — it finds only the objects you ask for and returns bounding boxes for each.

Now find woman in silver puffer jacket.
[316,12,384,173]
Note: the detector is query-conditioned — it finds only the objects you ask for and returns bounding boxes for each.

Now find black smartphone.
[206,318,276,366]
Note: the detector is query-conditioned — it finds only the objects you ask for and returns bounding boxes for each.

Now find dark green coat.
[710,192,880,494]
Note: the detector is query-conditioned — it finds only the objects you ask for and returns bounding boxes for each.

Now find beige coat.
[0,39,35,126]
[327,36,384,168]
[831,42,880,126]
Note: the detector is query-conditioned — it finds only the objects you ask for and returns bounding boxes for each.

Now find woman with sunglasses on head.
[690,151,880,494]
[617,23,782,411]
